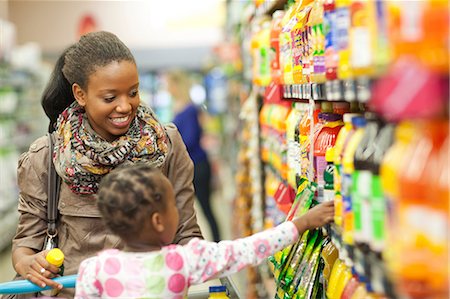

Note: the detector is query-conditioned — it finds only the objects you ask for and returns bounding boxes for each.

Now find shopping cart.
[0,275,242,298]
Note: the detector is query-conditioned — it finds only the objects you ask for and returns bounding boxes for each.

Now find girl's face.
[73,60,140,142]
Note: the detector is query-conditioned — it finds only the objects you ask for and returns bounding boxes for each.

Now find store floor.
[0,162,246,298]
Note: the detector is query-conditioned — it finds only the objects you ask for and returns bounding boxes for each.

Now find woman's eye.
[104,96,115,102]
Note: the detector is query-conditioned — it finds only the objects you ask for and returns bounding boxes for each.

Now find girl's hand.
[293,201,335,232]
[14,250,63,290]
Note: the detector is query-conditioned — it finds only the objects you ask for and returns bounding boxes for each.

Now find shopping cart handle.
[0,274,77,294]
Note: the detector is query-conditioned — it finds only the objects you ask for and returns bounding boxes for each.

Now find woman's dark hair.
[41,31,136,132]
[97,164,169,240]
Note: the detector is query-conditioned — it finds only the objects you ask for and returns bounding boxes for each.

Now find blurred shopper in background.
[167,70,221,242]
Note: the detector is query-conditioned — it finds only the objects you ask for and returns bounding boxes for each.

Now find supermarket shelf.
[282,78,372,102]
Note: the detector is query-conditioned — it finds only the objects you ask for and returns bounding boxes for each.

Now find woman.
[9,31,202,297]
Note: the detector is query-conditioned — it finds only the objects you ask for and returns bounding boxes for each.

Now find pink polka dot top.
[75,222,298,298]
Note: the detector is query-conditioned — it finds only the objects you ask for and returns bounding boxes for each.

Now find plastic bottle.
[46,248,64,275]
[369,122,395,252]
[380,122,416,285]
[314,113,343,202]
[208,286,230,299]
[324,0,338,80]
[326,258,345,299]
[334,262,353,299]
[341,269,360,299]
[333,113,360,227]
[352,113,381,245]
[46,248,65,296]
[341,116,366,246]
[323,147,335,203]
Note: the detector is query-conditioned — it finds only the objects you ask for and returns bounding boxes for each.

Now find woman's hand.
[13,248,63,290]
[293,201,335,233]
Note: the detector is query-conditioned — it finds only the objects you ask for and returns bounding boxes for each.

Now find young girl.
[9,31,202,298]
[75,164,334,298]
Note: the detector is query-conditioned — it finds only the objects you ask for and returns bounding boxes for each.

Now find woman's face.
[73,60,140,142]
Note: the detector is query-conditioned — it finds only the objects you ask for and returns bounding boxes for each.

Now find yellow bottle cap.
[46,248,64,267]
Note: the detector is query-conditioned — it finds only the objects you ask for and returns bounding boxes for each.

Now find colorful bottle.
[334,262,353,299]
[341,269,360,299]
[46,248,65,296]
[352,113,381,245]
[323,147,335,203]
[341,116,366,246]
[333,113,360,227]
[369,122,395,252]
[380,122,416,281]
[314,113,343,202]
[46,248,64,275]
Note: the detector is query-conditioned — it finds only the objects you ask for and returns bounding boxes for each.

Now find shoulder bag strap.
[47,132,61,237]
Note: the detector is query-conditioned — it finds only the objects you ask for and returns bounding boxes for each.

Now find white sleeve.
[185,222,298,285]
[74,257,101,299]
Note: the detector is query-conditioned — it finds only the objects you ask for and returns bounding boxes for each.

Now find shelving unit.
[229,0,449,298]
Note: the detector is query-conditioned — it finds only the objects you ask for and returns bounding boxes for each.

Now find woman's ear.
[151,212,165,233]
[72,83,86,107]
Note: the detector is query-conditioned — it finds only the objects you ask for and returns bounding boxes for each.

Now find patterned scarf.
[53,102,169,195]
